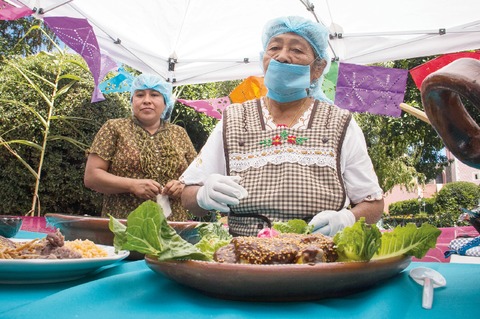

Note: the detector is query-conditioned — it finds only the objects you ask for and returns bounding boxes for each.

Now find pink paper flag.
[0,0,32,20]
[44,17,106,103]
[335,63,408,117]
[177,97,231,119]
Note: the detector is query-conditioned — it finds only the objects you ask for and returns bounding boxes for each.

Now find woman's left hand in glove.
[308,208,355,236]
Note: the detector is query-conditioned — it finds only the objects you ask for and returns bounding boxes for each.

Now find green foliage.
[381,214,430,228]
[389,198,435,216]
[356,57,450,193]
[432,181,480,227]
[170,103,217,152]
[0,35,237,216]
[172,80,240,151]
[0,18,58,56]
[0,51,130,216]
[383,182,479,229]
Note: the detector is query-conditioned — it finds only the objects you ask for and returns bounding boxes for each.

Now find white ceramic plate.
[0,239,129,284]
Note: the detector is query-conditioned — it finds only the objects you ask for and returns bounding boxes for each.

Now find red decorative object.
[410,51,480,89]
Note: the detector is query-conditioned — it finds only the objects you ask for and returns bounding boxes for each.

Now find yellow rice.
[64,239,108,258]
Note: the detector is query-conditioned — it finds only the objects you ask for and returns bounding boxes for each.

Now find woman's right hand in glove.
[196,174,248,212]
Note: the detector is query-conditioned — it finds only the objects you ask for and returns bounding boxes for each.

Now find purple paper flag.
[335,63,408,117]
[0,0,32,20]
[92,53,118,99]
[43,17,105,103]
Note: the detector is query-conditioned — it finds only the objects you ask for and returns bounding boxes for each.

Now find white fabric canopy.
[20,0,480,86]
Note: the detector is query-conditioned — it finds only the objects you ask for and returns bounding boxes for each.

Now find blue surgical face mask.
[264,59,311,103]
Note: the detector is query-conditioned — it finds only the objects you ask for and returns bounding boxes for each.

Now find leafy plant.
[272,219,313,234]
[109,201,210,261]
[0,26,92,216]
[432,181,480,227]
[373,223,441,260]
[334,218,382,261]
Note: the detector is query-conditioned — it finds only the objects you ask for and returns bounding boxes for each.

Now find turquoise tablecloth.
[1,231,479,319]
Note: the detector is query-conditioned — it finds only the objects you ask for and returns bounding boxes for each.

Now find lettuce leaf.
[372,223,441,260]
[109,201,209,261]
[333,218,441,262]
[272,219,313,234]
[194,222,232,259]
[333,218,382,261]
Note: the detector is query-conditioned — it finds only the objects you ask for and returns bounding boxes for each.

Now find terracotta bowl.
[145,255,412,301]
[45,213,200,260]
[0,216,23,238]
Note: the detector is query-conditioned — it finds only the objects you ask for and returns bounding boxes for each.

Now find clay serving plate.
[145,255,412,301]
[45,213,200,260]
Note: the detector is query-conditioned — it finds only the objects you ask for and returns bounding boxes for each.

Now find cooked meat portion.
[213,244,238,263]
[1,230,82,259]
[33,229,82,259]
[213,233,338,264]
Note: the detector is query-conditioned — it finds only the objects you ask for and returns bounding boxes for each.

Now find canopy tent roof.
[19,0,480,86]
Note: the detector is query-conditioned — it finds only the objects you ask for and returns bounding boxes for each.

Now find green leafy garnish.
[193,222,232,260]
[272,219,313,234]
[372,223,441,260]
[110,203,441,264]
[109,201,209,261]
[333,217,441,262]
[334,218,382,261]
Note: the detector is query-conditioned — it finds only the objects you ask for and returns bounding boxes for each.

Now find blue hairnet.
[261,16,332,103]
[130,74,174,120]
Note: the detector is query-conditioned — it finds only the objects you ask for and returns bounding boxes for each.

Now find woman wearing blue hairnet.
[181,16,384,236]
[84,74,197,220]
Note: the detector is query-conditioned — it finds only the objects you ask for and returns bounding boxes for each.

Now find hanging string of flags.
[174,62,409,118]
[1,0,476,119]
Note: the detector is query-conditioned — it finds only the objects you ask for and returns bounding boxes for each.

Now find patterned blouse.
[87,117,197,220]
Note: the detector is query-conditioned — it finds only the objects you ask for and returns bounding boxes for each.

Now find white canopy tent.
[17,0,480,86]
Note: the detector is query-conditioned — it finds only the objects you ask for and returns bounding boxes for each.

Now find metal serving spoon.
[409,267,447,309]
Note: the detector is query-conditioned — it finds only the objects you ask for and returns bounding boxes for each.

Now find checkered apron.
[224,99,351,236]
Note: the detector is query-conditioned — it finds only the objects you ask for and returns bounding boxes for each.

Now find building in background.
[384,149,480,213]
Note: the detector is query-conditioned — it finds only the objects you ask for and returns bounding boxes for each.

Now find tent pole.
[300,0,338,61]
[399,103,430,124]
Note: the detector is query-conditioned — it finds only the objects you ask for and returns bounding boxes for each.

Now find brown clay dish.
[45,213,200,260]
[145,255,411,301]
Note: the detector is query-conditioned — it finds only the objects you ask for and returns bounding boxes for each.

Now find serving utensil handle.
[422,277,433,309]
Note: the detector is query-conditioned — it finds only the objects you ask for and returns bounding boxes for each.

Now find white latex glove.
[196,174,248,212]
[308,208,355,236]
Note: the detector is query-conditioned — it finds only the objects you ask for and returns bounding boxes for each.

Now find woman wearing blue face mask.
[181,16,384,237]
